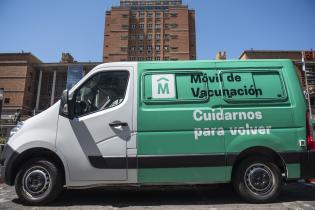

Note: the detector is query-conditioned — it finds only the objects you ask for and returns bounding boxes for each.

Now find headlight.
[9,121,24,138]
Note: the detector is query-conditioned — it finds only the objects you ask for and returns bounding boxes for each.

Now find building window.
[170,13,178,17]
[171,58,178,61]
[155,24,161,29]
[122,25,129,30]
[130,46,136,51]
[138,34,144,40]
[131,24,136,30]
[147,13,153,18]
[139,13,145,18]
[164,34,169,40]
[122,14,129,18]
[138,46,144,52]
[155,57,161,61]
[164,24,169,29]
[155,45,160,51]
[139,24,144,29]
[146,57,153,61]
[121,35,128,40]
[171,35,178,39]
[171,47,178,51]
[147,34,152,40]
[155,34,161,40]
[121,47,128,52]
[164,45,169,51]
[138,57,145,61]
[131,13,137,18]
[156,13,161,18]
[171,23,178,29]
[147,24,153,29]
[147,45,153,51]
[4,98,10,104]
[164,57,170,60]
[129,57,136,61]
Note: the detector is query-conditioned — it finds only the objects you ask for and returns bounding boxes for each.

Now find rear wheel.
[15,159,63,205]
[233,157,283,203]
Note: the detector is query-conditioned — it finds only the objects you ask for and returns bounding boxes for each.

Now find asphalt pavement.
[1,182,315,210]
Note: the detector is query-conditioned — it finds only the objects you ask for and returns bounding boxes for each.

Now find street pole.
[0,88,3,139]
[302,51,313,118]
[0,88,3,121]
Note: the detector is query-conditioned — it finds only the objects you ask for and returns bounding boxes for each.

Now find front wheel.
[15,159,63,205]
[233,157,283,203]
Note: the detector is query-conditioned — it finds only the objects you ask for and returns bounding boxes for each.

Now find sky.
[0,0,314,62]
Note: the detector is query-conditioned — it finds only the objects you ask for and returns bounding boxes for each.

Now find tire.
[233,156,283,203]
[15,159,63,205]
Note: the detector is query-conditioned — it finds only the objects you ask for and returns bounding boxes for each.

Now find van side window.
[143,72,208,103]
[220,71,286,101]
[253,72,285,99]
[74,71,129,116]
[221,72,256,99]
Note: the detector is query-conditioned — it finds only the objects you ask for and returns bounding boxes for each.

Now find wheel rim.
[22,166,52,200]
[244,163,275,196]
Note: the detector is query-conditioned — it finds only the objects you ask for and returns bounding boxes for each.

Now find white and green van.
[1,60,315,205]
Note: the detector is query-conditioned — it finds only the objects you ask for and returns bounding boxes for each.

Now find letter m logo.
[158,77,169,94]
[152,74,175,99]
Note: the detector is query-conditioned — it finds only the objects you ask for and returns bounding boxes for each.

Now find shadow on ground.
[12,183,315,208]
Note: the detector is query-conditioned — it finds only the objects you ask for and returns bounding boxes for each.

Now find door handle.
[109,121,128,127]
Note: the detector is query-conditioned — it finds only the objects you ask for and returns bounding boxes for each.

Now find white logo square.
[152,74,175,99]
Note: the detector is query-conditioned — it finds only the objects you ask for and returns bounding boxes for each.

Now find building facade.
[0,53,41,116]
[103,0,196,62]
[0,53,100,117]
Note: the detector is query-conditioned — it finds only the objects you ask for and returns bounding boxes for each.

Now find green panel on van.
[137,60,306,183]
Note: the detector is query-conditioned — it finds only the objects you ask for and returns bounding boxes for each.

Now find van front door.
[56,67,133,181]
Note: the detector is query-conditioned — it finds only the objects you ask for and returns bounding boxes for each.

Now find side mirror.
[60,89,74,119]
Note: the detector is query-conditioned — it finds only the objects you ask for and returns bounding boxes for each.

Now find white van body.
[6,62,139,187]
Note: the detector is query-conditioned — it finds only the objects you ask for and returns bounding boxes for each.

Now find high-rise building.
[103,0,196,62]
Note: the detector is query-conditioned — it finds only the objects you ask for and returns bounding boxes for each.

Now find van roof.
[101,59,293,66]
[92,59,293,72]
